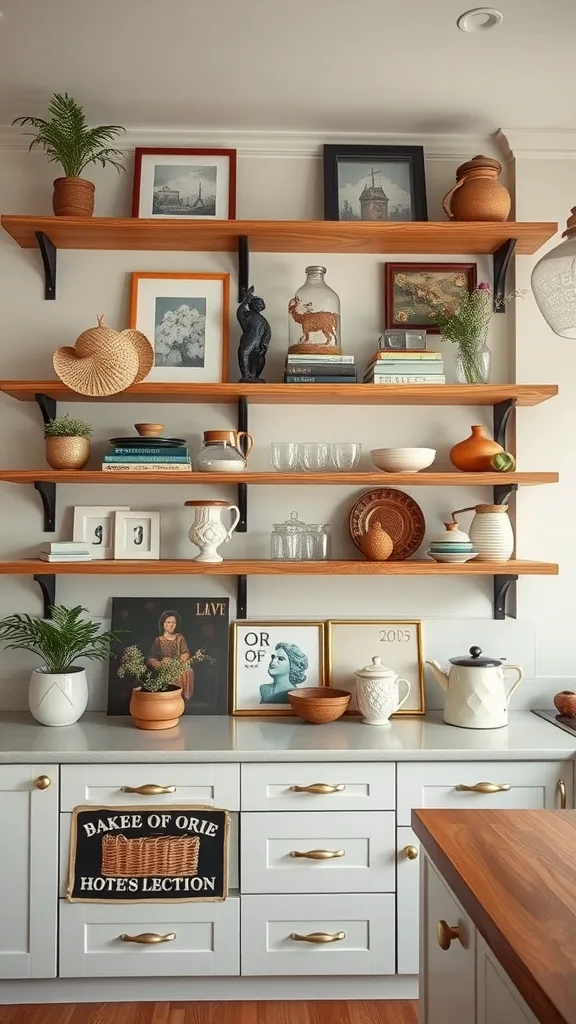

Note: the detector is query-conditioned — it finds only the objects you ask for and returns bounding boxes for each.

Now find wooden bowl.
[135,423,164,437]
[553,691,576,718]
[288,687,351,724]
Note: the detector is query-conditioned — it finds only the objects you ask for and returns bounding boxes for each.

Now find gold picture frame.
[231,621,326,716]
[326,619,425,716]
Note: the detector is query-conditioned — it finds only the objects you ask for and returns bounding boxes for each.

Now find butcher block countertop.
[413,809,576,1024]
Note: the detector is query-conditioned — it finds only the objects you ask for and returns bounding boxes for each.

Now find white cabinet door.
[419,855,475,1024]
[241,762,394,811]
[61,763,239,811]
[397,826,420,975]
[398,761,572,825]
[477,935,539,1024]
[0,764,58,979]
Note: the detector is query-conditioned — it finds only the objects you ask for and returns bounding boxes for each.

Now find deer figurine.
[288,297,340,349]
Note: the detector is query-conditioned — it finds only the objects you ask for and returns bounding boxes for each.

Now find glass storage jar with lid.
[271,511,331,561]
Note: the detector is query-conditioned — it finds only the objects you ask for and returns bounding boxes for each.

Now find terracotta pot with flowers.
[117,643,215,731]
[44,414,92,470]
[12,93,125,217]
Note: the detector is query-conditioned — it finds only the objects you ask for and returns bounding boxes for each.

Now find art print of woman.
[259,642,308,704]
[147,610,194,700]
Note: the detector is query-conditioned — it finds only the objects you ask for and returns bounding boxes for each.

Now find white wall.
[0,132,566,712]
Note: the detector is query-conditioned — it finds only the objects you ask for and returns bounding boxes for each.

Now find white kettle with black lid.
[426,646,523,729]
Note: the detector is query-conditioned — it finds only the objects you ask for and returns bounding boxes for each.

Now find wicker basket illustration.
[101,834,200,877]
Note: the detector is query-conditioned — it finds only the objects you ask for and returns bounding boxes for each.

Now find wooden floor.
[0,1002,418,1024]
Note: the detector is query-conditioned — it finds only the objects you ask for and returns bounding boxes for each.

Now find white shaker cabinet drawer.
[59,899,239,977]
[397,761,571,825]
[241,811,395,894]
[241,893,395,976]
[241,762,394,811]
[61,763,239,811]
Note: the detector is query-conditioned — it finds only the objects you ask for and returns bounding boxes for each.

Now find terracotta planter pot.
[554,691,576,718]
[129,686,185,731]
[53,177,95,217]
[45,436,90,470]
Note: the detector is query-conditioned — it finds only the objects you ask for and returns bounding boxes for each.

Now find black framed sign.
[323,144,428,222]
[67,805,230,903]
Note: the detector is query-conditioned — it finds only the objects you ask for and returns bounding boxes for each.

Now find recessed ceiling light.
[457,7,503,32]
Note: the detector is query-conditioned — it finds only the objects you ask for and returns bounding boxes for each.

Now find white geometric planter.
[28,667,88,726]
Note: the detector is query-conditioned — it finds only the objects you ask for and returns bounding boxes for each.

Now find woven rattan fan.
[53,315,154,396]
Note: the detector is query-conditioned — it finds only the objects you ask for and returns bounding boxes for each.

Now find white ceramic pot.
[28,667,88,726]
[354,656,411,727]
[185,500,241,563]
[465,504,514,562]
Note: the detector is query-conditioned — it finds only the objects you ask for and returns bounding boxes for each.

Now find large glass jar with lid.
[531,207,576,338]
[288,266,341,355]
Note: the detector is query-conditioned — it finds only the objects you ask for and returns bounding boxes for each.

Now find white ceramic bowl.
[370,447,436,473]
[427,550,479,564]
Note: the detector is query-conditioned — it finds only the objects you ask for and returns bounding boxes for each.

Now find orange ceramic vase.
[129,686,185,730]
[450,425,504,472]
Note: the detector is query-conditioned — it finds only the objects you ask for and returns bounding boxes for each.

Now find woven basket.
[53,315,154,396]
[53,176,95,217]
[101,834,200,877]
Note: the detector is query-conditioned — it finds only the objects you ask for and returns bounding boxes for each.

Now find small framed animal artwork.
[72,506,130,561]
[113,510,160,560]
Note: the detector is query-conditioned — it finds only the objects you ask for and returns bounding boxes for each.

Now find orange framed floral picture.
[385,262,477,333]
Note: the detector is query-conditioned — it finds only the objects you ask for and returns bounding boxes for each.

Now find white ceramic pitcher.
[354,657,411,726]
[185,500,240,562]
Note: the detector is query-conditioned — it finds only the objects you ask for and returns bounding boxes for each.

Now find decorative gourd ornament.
[53,315,154,396]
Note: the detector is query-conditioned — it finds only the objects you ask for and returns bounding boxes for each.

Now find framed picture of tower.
[323,145,427,223]
[132,148,237,219]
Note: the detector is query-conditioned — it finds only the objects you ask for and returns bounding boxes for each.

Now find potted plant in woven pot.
[44,413,92,470]
[0,605,125,726]
[116,645,189,731]
[12,92,125,216]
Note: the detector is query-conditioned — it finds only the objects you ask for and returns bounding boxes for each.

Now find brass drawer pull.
[437,921,461,950]
[455,782,511,794]
[290,849,345,860]
[290,783,345,794]
[121,784,177,795]
[403,845,419,860]
[558,779,567,809]
[289,931,346,944]
[34,775,51,790]
[120,932,175,944]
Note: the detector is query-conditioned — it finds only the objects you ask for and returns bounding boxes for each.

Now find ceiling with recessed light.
[0,0,573,132]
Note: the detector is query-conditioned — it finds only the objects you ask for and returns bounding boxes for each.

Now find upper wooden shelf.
[0,217,558,255]
[0,470,558,487]
[0,382,559,408]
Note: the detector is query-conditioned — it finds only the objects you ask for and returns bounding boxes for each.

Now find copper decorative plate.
[349,488,426,560]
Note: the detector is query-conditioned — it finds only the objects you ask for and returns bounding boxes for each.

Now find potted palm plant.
[44,414,92,470]
[0,605,125,726]
[12,93,125,217]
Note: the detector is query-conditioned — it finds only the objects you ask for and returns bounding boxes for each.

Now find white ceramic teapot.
[354,657,411,727]
[426,646,523,730]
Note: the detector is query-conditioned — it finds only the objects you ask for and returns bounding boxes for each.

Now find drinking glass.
[299,442,330,472]
[270,442,300,472]
[331,443,362,471]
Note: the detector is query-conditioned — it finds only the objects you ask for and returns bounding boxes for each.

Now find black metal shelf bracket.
[33,573,56,619]
[35,231,57,300]
[236,575,247,619]
[34,481,56,532]
[34,392,57,425]
[493,481,517,507]
[493,238,516,312]
[493,398,516,450]
[238,235,249,302]
[236,396,248,532]
[493,574,518,620]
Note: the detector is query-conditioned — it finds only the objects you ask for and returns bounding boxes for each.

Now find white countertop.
[0,711,573,763]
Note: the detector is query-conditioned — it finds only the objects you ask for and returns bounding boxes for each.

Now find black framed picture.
[107,597,230,716]
[323,145,428,223]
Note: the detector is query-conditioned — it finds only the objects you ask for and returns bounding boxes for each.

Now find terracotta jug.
[442,155,511,222]
[362,520,393,561]
[450,425,504,472]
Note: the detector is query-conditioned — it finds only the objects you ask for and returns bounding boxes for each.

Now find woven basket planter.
[101,834,200,877]
[53,177,95,217]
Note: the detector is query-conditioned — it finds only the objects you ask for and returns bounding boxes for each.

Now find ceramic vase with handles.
[442,155,511,222]
[184,500,241,562]
[452,504,514,562]
[354,656,411,726]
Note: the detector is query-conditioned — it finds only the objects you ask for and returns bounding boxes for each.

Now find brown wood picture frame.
[132,148,237,220]
[385,262,477,333]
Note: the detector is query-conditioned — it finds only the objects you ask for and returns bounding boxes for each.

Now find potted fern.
[44,413,92,470]
[12,93,125,217]
[0,605,125,726]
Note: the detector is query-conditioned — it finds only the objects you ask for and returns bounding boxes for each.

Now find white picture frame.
[113,511,160,560]
[72,506,130,560]
[326,619,425,715]
[231,621,326,716]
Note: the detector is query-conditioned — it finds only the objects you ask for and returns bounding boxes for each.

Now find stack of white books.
[39,541,92,563]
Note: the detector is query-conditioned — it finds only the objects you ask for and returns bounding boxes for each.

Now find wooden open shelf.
[0,217,558,255]
[0,470,559,487]
[4,559,558,577]
[0,382,559,407]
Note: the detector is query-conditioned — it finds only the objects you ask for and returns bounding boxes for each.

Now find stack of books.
[39,541,91,563]
[363,350,445,385]
[102,443,192,473]
[285,353,357,384]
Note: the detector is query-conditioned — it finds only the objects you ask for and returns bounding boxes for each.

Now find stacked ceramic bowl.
[427,524,478,564]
